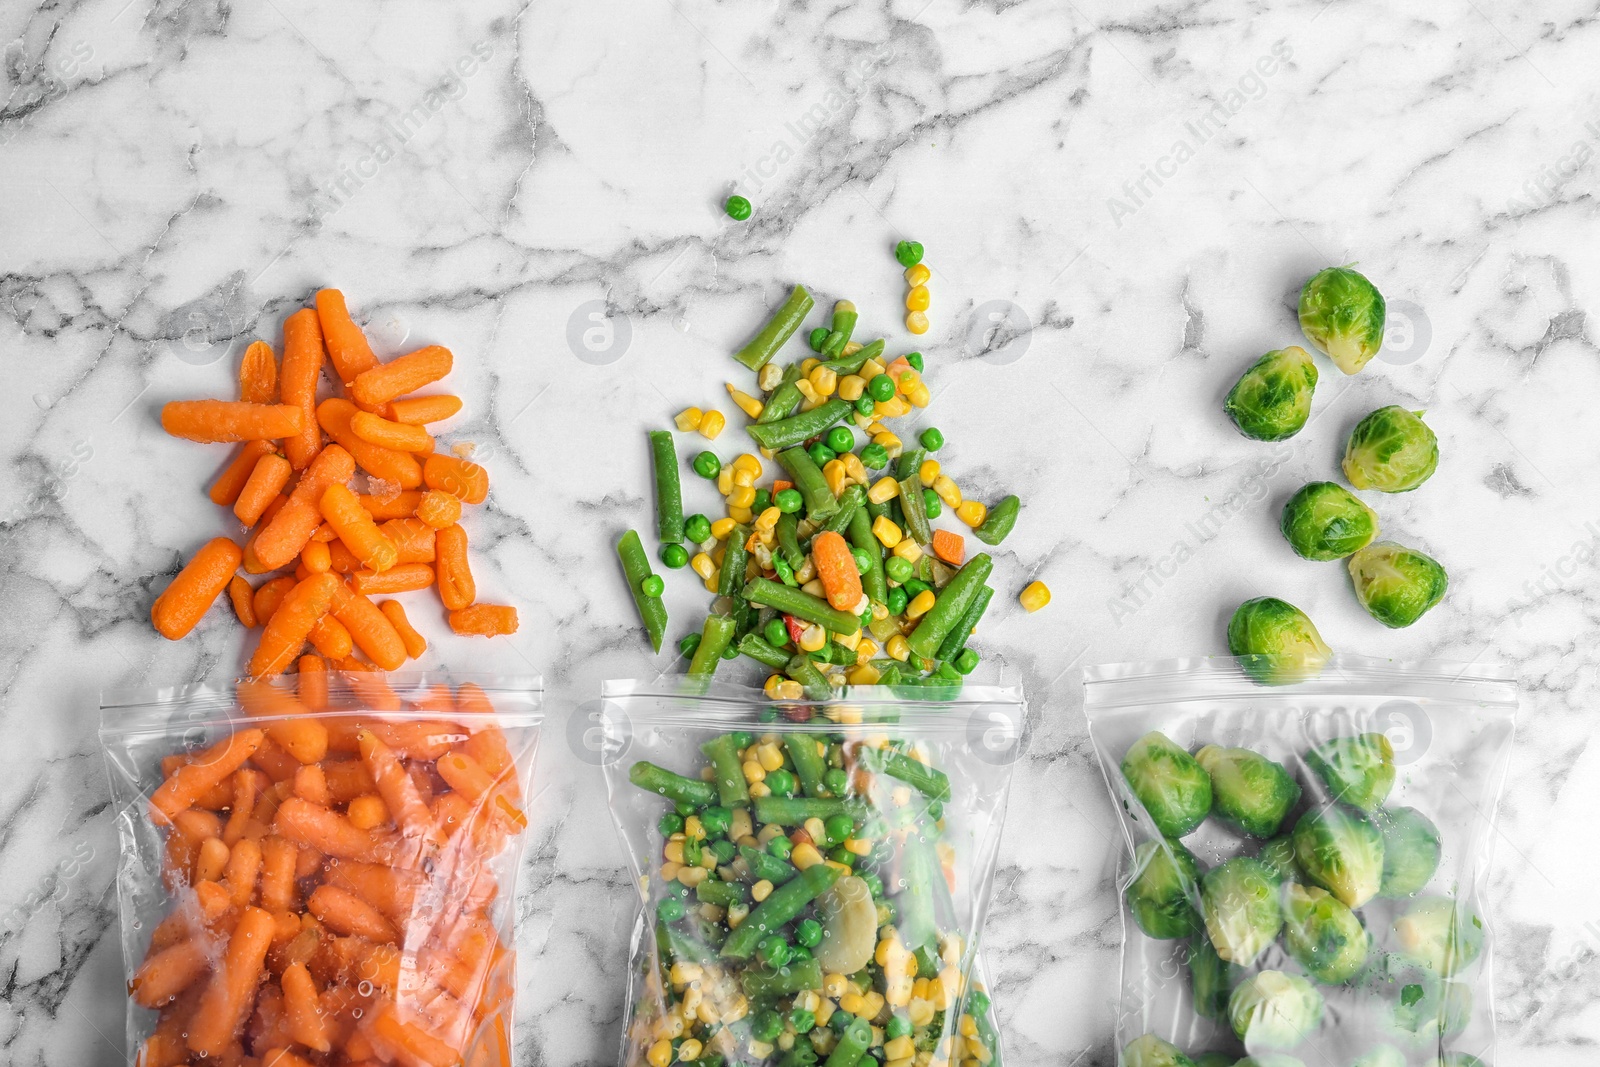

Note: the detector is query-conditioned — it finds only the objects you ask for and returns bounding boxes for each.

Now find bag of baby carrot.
[100,672,542,1067]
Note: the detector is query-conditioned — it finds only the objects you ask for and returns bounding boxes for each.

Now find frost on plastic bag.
[599,679,1024,1067]
[1084,657,1516,1067]
[99,672,542,1067]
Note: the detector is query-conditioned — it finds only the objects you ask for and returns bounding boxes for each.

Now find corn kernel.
[675,408,704,432]
[732,467,756,489]
[822,972,850,997]
[795,378,821,407]
[905,285,931,312]
[809,366,838,397]
[677,865,708,887]
[691,552,715,580]
[799,623,827,653]
[728,485,756,509]
[794,555,816,583]
[732,453,762,478]
[728,505,753,524]
[839,991,866,1016]
[956,500,987,528]
[905,589,937,619]
[893,539,923,564]
[908,383,931,408]
[876,395,911,419]
[803,817,828,846]
[858,638,879,659]
[904,263,932,286]
[742,759,765,784]
[678,1038,704,1061]
[648,1039,675,1067]
[872,516,903,549]
[872,431,902,458]
[886,635,911,661]
[959,1015,978,1038]
[755,506,781,532]
[820,458,847,497]
[841,453,868,486]
[867,477,901,505]
[751,879,774,903]
[748,1040,775,1059]
[716,467,733,495]
[885,975,914,1007]
[1020,581,1051,613]
[801,578,827,599]
[748,781,772,798]
[757,743,785,772]
[758,363,785,391]
[792,842,824,869]
[905,311,929,334]
[933,475,962,509]
[838,374,866,401]
[841,340,863,357]
[727,384,764,419]
[710,518,737,541]
[909,998,936,1027]
[800,357,821,375]
[860,357,886,380]
[913,460,940,488]
[699,409,726,439]
[885,1036,916,1061]
[847,664,881,686]
[775,680,803,701]
[684,815,704,840]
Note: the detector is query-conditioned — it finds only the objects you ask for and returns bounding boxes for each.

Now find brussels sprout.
[1304,733,1395,811]
[1193,1055,1237,1067]
[1195,745,1301,838]
[1227,598,1333,686]
[1122,1033,1198,1067]
[1256,835,1305,884]
[1200,857,1283,965]
[1279,482,1379,561]
[1281,882,1370,984]
[1366,953,1471,1049]
[1348,541,1448,628]
[1342,406,1438,492]
[1292,805,1385,908]
[1122,731,1214,838]
[1349,1045,1407,1067]
[1392,896,1484,976]
[1224,347,1318,442]
[1190,933,1244,1021]
[1227,970,1325,1049]
[1374,806,1441,898]
[1126,839,1202,939]
[1298,266,1386,375]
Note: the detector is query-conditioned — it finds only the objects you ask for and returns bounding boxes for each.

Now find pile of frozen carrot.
[151,289,517,678]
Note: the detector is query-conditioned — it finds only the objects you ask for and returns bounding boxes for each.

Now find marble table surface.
[3,0,1599,1063]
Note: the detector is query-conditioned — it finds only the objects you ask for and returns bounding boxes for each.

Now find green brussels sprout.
[1298,266,1386,375]
[1227,597,1333,686]
[1122,731,1213,838]
[1224,347,1319,442]
[1365,953,1471,1049]
[1256,835,1304,884]
[1348,541,1448,628]
[1292,805,1385,908]
[1392,896,1484,976]
[1190,933,1244,1021]
[1122,1033,1198,1067]
[1305,733,1395,812]
[1200,857,1283,965]
[1227,970,1325,1049]
[1281,882,1370,984]
[1195,745,1301,838]
[1279,482,1379,561]
[1192,1055,1237,1067]
[1349,1045,1407,1067]
[1374,806,1441,898]
[1126,839,1202,939]
[1342,406,1438,492]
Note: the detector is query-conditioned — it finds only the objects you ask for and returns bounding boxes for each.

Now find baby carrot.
[293,763,329,806]
[353,563,434,596]
[280,307,325,470]
[223,836,262,909]
[358,728,442,848]
[359,490,423,519]
[208,439,276,505]
[300,538,331,574]
[330,578,408,670]
[317,398,423,489]
[309,522,337,542]
[152,537,244,640]
[415,489,462,529]
[193,837,229,884]
[810,530,864,612]
[381,517,437,563]
[423,453,488,504]
[280,961,332,1052]
[236,678,330,764]
[227,575,257,627]
[260,1047,319,1067]
[151,728,265,825]
[448,604,518,637]
[251,575,296,627]
[161,400,305,443]
[273,796,375,860]
[239,340,279,404]
[320,483,399,573]
[351,410,433,452]
[308,613,354,661]
[259,835,298,913]
[254,445,356,571]
[241,494,289,575]
[390,393,462,425]
[350,344,453,409]
[435,524,475,610]
[326,860,418,922]
[296,653,328,711]
[222,769,265,845]
[308,883,397,943]
[233,452,292,527]
[186,905,275,1057]
[130,938,212,1008]
[379,599,427,659]
[372,1005,461,1067]
[346,793,390,830]
[249,573,341,678]
[315,289,380,386]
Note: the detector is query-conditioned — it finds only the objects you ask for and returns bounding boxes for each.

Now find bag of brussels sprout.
[1083,656,1516,1067]
[600,677,1023,1067]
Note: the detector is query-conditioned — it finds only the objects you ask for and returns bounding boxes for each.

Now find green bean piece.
[907,553,993,659]
[895,827,940,952]
[722,864,842,959]
[687,614,737,678]
[785,653,833,701]
[701,734,752,808]
[737,633,792,670]
[819,338,884,377]
[776,447,839,523]
[656,921,718,967]
[754,795,864,826]
[776,511,806,571]
[695,879,745,908]
[617,529,668,653]
[973,493,1021,545]
[783,734,830,798]
[894,447,927,481]
[898,473,932,544]
[735,285,814,371]
[743,578,861,633]
[848,505,887,605]
[647,430,684,544]
[757,364,805,425]
[858,746,952,801]
[819,484,865,537]
[823,1016,874,1067]
[746,398,852,452]
[629,761,716,808]
[739,843,799,885]
[740,957,824,998]
[718,524,751,597]
[819,301,858,359]
[936,584,994,661]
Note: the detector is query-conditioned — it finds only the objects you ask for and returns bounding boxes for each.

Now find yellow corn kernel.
[956,500,987,528]
[905,590,937,619]
[1020,581,1051,613]
[916,460,940,488]
[684,815,704,840]
[699,410,726,439]
[777,679,804,701]
[751,879,774,903]
[842,453,868,486]
[732,467,756,489]
[690,552,715,580]
[885,974,914,1007]
[757,743,784,772]
[867,477,901,505]
[795,377,821,405]
[905,311,929,334]
[838,374,866,401]
[959,1014,978,1038]
[803,816,828,844]
[792,842,824,870]
[742,759,765,784]
[822,972,850,998]
[763,674,786,700]
[872,516,903,550]
[886,635,911,661]
[860,357,886,380]
[794,555,816,584]
[809,365,838,397]
[798,623,827,653]
[839,991,867,1016]
[844,836,872,857]
[858,638,879,659]
[933,475,962,509]
[801,578,827,599]
[727,384,764,419]
[755,506,781,533]
[758,363,785,391]
[876,395,910,419]
[747,1040,775,1060]
[822,459,849,497]
[728,505,754,524]
[908,998,936,1028]
[904,263,932,287]
[841,340,863,357]
[733,453,763,478]
[872,431,902,458]
[648,1039,675,1067]
[748,781,772,798]
[710,518,739,542]
[664,839,686,864]
[836,628,862,652]
[907,383,931,409]
[675,408,704,432]
[800,357,821,375]
[679,1038,704,1061]
[847,664,880,686]
[893,539,923,564]
[885,1036,916,1061]
[716,467,734,495]
[728,485,756,509]
[670,961,704,987]
[677,865,708,887]
[905,285,931,312]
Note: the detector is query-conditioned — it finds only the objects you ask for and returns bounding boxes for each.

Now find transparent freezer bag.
[100,672,542,1067]
[1084,657,1516,1067]
[599,679,1024,1067]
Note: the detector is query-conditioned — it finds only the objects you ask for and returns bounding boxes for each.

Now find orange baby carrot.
[151,729,264,826]
[130,938,212,1008]
[280,961,332,1052]
[239,340,279,404]
[435,751,497,803]
[300,538,331,574]
[326,540,361,573]
[448,604,518,637]
[378,600,426,659]
[241,494,289,575]
[381,517,436,563]
[322,760,375,803]
[296,654,328,712]
[280,307,326,470]
[390,393,462,425]
[308,613,353,661]
[193,836,230,884]
[352,563,434,596]
[358,729,441,849]
[252,575,296,627]
[186,905,275,1057]
[227,575,257,628]
[346,793,390,830]
[320,483,399,573]
[151,537,243,640]
[261,1046,319,1067]
[330,579,407,671]
[224,836,262,909]
[255,445,356,571]
[293,763,329,806]
[273,797,375,860]
[350,410,433,452]
[308,884,397,943]
[931,528,966,566]
[372,1004,461,1067]
[358,490,423,519]
[315,289,380,386]
[249,573,341,678]
[209,439,277,506]
[434,524,475,611]
[414,490,461,529]
[350,345,453,409]
[193,879,231,924]
[259,835,298,913]
[317,398,422,489]
[222,769,264,845]
[236,678,330,765]
[810,530,864,612]
[422,453,488,504]
[161,400,305,443]
[234,453,292,526]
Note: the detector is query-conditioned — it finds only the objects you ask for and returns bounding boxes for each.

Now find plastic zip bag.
[600,678,1025,1067]
[1084,656,1516,1067]
[100,671,542,1067]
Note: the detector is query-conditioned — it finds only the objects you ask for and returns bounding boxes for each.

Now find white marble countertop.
[3,1,1599,1064]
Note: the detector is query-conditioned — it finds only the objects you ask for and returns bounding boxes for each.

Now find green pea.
[858,609,874,631]
[775,558,797,586]
[922,488,941,519]
[886,587,908,615]
[906,351,925,373]
[795,918,823,947]
[675,801,696,817]
[660,543,689,569]
[724,195,752,220]
[927,799,944,821]
[895,240,924,267]
[775,488,804,514]
[789,1008,817,1034]
[711,839,737,864]
[807,442,836,467]
[809,327,830,352]
[868,374,896,402]
[851,547,874,574]
[825,426,854,453]
[640,574,665,598]
[721,644,739,660]
[657,897,684,922]
[824,813,855,845]
[701,806,732,835]
[860,871,885,898]
[751,1008,783,1042]
[822,768,849,796]
[886,1015,912,1040]
[758,935,791,968]
[884,556,913,584]
[765,769,797,796]
[684,513,711,544]
[919,426,943,451]
[789,944,813,963]
[954,647,979,675]
[829,1010,856,1034]
[731,731,754,749]
[765,618,791,647]
[903,578,931,599]
[758,706,779,723]
[692,451,721,479]
[659,812,685,836]
[678,633,701,657]
[767,836,792,860]
[829,847,855,866]
[854,395,876,417]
